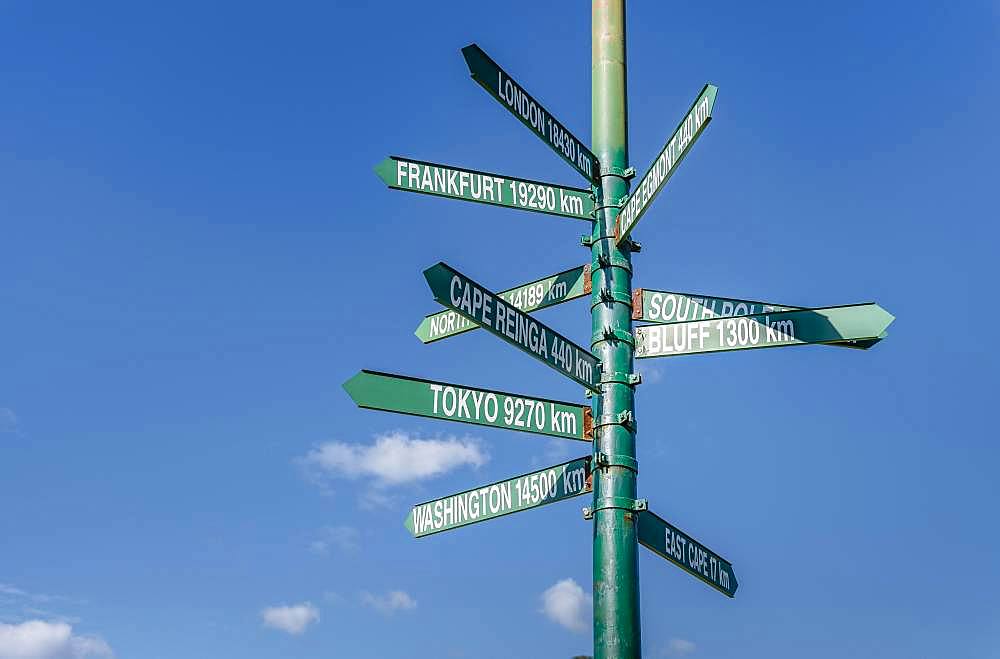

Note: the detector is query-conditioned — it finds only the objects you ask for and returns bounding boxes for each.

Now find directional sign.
[633,288,797,323]
[424,262,602,392]
[615,84,718,244]
[405,457,592,537]
[462,44,600,184]
[637,509,738,598]
[633,289,884,351]
[634,303,894,358]
[343,370,592,441]
[375,156,595,221]
[416,265,590,344]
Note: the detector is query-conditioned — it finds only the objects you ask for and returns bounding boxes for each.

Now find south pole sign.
[634,304,893,358]
[405,457,592,537]
[423,262,601,392]
[416,265,590,344]
[375,156,595,221]
[637,510,738,598]
[462,44,601,184]
[632,288,882,350]
[615,84,718,244]
[344,370,592,441]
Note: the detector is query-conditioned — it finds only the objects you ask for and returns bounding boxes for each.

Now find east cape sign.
[615,84,718,244]
[375,156,595,221]
[462,43,601,184]
[637,509,738,598]
[343,370,592,442]
[416,264,590,344]
[405,457,592,538]
[634,303,894,358]
[423,262,601,392]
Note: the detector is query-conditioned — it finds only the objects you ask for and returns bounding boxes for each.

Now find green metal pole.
[591,2,640,658]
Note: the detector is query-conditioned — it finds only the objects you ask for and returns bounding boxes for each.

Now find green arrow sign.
[416,265,590,344]
[637,509,738,598]
[632,288,796,323]
[405,456,592,537]
[633,289,884,351]
[634,303,894,358]
[343,370,592,441]
[375,156,595,221]
[615,84,718,244]
[423,262,602,392]
[461,44,600,184]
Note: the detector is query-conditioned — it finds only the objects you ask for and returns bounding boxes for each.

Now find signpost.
[349,5,894,656]
[343,370,592,441]
[423,262,601,392]
[416,264,590,344]
[634,303,894,358]
[404,456,592,537]
[637,510,738,598]
[462,44,601,184]
[615,84,718,244]
[375,156,595,221]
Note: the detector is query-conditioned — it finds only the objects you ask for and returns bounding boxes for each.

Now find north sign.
[423,262,602,392]
[637,509,738,598]
[634,303,893,358]
[405,457,592,537]
[343,370,592,441]
[462,44,601,184]
[416,265,590,344]
[615,84,718,243]
[375,156,595,221]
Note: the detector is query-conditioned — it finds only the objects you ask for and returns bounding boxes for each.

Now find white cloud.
[664,638,696,656]
[310,526,360,554]
[302,431,487,486]
[637,364,664,384]
[0,620,112,658]
[539,579,590,633]
[360,590,416,615]
[260,603,319,635]
[0,408,19,435]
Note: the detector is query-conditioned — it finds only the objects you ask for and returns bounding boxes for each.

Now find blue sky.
[1,1,998,658]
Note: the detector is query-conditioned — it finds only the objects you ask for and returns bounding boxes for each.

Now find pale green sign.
[405,457,592,537]
[416,265,589,344]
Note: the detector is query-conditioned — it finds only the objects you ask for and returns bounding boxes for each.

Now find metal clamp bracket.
[600,371,641,386]
[623,238,642,253]
[601,166,636,180]
[591,326,634,349]
[593,253,633,274]
[592,409,637,432]
[594,452,638,472]
[594,288,633,307]
[583,497,647,519]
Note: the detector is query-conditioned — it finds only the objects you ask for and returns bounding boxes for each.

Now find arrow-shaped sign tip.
[460,43,483,70]
[403,509,415,536]
[342,371,366,405]
[372,157,395,185]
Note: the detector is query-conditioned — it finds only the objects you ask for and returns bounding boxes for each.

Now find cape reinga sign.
[405,457,592,538]
[416,264,590,344]
[423,262,601,391]
[344,370,592,441]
